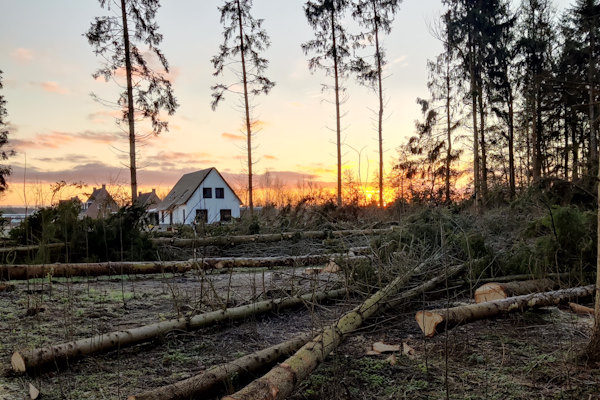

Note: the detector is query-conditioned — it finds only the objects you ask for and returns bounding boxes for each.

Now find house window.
[196,209,208,223]
[215,188,225,199]
[203,187,212,198]
[220,209,232,222]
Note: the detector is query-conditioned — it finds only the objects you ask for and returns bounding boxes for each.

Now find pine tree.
[85,0,178,203]
[303,0,352,206]
[211,0,275,215]
[351,0,401,207]
[0,70,12,193]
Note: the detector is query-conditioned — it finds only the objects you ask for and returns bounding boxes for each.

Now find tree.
[303,0,352,206]
[85,0,178,203]
[0,70,13,193]
[211,0,275,215]
[351,0,401,207]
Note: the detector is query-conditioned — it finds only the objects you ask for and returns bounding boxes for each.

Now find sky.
[0,0,573,207]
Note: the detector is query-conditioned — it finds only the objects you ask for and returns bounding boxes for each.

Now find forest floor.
[1,227,600,399]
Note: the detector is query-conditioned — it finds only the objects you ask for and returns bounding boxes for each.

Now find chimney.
[102,184,106,190]
[139,191,142,197]
[152,188,156,194]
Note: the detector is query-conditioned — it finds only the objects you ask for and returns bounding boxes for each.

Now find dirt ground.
[1,257,600,399]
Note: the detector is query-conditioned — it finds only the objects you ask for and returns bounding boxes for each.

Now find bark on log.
[11,288,347,373]
[416,285,595,337]
[0,254,369,280]
[450,272,572,287]
[128,333,312,400]
[151,228,396,248]
[222,262,468,400]
[474,279,555,303]
[0,243,65,254]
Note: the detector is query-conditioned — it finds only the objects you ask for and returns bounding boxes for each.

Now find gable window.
[215,188,225,199]
[220,209,232,222]
[196,209,208,223]
[203,187,212,198]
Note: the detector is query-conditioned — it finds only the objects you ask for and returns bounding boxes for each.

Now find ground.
[1,232,600,399]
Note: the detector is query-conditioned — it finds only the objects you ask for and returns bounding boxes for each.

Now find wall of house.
[172,169,241,225]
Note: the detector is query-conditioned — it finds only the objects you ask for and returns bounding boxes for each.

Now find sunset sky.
[0,0,571,207]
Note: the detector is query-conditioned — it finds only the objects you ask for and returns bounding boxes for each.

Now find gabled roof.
[155,168,242,211]
[83,185,119,218]
[136,189,161,208]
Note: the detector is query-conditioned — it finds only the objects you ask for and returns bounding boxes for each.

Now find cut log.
[151,227,397,248]
[127,333,312,400]
[222,261,468,400]
[1,254,369,280]
[416,285,595,337]
[449,272,572,287]
[11,288,346,373]
[0,283,15,292]
[474,279,555,303]
[0,243,64,254]
[568,302,595,316]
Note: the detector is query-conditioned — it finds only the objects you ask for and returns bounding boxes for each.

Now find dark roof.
[83,185,119,218]
[156,168,241,211]
[136,190,161,208]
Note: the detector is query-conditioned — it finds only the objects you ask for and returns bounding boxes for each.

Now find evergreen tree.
[303,0,352,206]
[85,0,178,203]
[351,0,401,207]
[0,70,12,193]
[211,0,275,215]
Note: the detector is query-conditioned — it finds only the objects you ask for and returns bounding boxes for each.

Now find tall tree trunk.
[531,93,541,181]
[571,111,579,181]
[508,91,516,198]
[331,6,342,207]
[121,0,137,203]
[237,0,254,215]
[373,1,384,208]
[469,42,480,207]
[586,147,600,359]
[478,81,488,201]
[588,25,598,184]
[564,107,569,180]
[445,54,452,204]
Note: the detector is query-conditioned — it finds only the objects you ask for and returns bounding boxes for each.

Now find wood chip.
[29,383,40,399]
[372,341,400,353]
[386,354,397,365]
[403,342,416,359]
[323,261,341,273]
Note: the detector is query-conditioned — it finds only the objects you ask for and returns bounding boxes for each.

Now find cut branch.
[474,278,556,303]
[416,285,595,337]
[127,332,312,400]
[223,261,468,400]
[11,288,346,373]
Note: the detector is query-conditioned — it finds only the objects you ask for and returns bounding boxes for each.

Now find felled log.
[222,261,468,400]
[416,285,595,337]
[0,243,64,254]
[0,254,368,280]
[474,278,555,303]
[128,333,312,400]
[11,288,346,373]
[151,227,396,248]
[568,302,595,316]
[0,283,15,292]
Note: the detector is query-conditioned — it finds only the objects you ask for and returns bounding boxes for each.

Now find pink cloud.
[12,48,34,63]
[222,132,245,141]
[40,81,69,95]
[264,155,278,160]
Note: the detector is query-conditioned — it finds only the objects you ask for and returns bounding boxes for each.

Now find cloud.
[12,48,34,63]
[264,154,278,160]
[36,154,95,164]
[29,81,69,95]
[11,130,123,152]
[88,110,123,125]
[222,132,245,141]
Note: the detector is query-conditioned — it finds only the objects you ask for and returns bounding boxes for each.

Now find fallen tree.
[11,288,347,373]
[416,285,595,337]
[0,253,368,280]
[0,243,65,254]
[151,227,396,248]
[127,332,313,400]
[222,261,468,400]
[474,278,555,303]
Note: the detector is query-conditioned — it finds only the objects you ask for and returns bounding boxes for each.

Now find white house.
[155,168,242,225]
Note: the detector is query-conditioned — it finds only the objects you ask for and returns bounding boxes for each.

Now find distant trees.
[211,0,275,215]
[0,70,12,193]
[351,0,401,207]
[85,0,178,203]
[303,0,353,207]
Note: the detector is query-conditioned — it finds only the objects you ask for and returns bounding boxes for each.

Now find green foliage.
[10,203,156,263]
